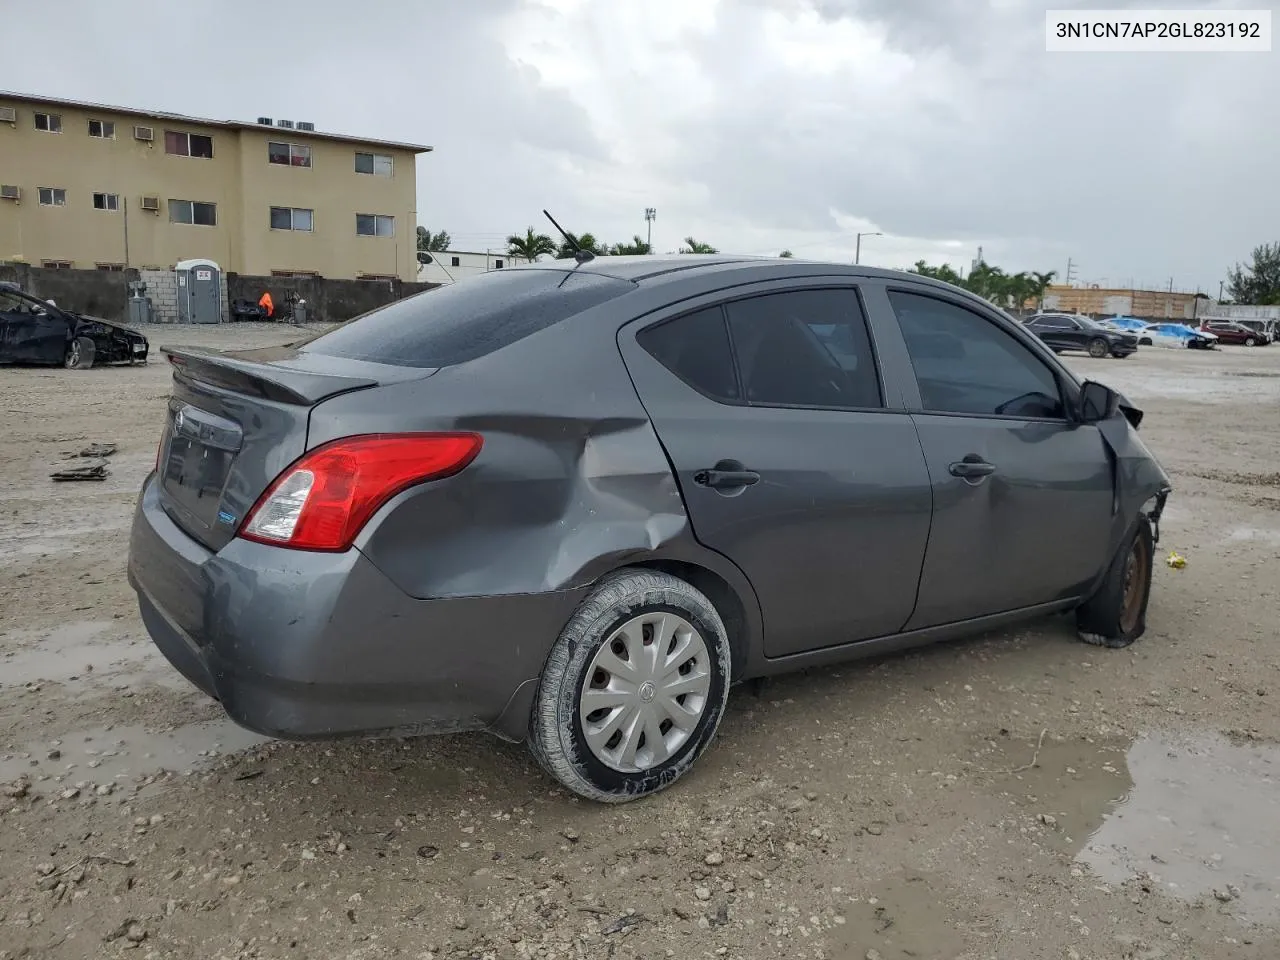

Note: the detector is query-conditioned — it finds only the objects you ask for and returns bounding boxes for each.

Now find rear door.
[1028,316,1076,351]
[618,280,933,657]
[879,287,1114,628]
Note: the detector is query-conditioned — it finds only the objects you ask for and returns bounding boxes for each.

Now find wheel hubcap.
[579,611,711,774]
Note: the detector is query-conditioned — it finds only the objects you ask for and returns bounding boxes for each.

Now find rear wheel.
[1087,338,1109,358]
[529,569,731,803]
[1077,516,1154,649]
[64,336,96,370]
[1245,337,1257,347]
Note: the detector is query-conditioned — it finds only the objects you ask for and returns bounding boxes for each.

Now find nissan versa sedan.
[128,256,1172,803]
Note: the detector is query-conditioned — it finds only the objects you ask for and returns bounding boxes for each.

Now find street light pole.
[855,231,882,265]
[644,208,656,253]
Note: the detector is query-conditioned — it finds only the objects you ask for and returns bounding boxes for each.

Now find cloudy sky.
[9,0,1277,292]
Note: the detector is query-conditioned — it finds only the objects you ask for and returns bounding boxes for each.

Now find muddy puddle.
[0,620,159,687]
[0,718,269,786]
[1074,731,1280,924]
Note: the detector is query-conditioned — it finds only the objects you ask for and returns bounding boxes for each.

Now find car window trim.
[639,283,889,415]
[885,284,1076,424]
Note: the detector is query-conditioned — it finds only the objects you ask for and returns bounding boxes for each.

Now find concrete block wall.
[139,269,180,323]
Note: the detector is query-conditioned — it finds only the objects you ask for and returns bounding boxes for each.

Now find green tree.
[909,260,965,287]
[1226,242,1280,304]
[555,232,610,259]
[610,236,653,255]
[679,237,719,254]
[779,250,794,258]
[416,226,451,252]
[1030,270,1058,310]
[506,227,558,262]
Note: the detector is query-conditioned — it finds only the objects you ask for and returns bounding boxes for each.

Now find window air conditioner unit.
[297,121,315,131]
[277,119,294,129]
[0,106,16,124]
[0,185,20,201]
[140,195,160,212]
[257,117,273,126]
[133,125,154,141]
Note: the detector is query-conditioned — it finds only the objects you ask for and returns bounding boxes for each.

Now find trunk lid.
[157,344,436,551]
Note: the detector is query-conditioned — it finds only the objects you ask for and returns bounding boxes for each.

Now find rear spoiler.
[163,346,379,406]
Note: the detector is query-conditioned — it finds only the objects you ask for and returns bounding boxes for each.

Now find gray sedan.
[128,256,1172,802]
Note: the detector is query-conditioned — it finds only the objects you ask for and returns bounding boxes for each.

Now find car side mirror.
[1078,380,1119,423]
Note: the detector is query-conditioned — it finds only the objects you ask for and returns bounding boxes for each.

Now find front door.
[885,288,1115,628]
[619,283,933,657]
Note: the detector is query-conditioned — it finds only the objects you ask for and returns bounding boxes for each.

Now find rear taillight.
[238,433,482,552]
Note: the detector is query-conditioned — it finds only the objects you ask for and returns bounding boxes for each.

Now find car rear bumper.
[127,475,583,742]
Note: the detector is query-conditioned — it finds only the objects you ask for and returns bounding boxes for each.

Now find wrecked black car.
[0,281,149,369]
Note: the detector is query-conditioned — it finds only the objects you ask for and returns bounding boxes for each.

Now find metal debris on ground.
[50,461,110,482]
[76,442,118,458]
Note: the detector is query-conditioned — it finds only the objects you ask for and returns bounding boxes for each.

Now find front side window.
[637,306,739,403]
[88,119,116,139]
[168,199,217,226]
[889,290,1065,419]
[270,206,314,231]
[164,130,214,158]
[354,152,394,176]
[725,289,882,409]
[38,187,67,206]
[268,141,312,167]
[356,213,395,237]
[34,112,62,133]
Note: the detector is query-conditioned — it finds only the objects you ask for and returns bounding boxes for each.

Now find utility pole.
[1218,280,1224,301]
[855,231,882,265]
[644,208,656,253]
[1168,277,1174,293]
[1065,257,1077,286]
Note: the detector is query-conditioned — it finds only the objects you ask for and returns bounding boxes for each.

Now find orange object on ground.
[258,291,274,318]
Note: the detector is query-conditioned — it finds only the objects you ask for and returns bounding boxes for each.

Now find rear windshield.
[299,269,633,368]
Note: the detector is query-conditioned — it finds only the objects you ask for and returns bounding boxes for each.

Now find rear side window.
[300,269,632,368]
[889,290,1065,419]
[725,289,882,409]
[636,306,739,402]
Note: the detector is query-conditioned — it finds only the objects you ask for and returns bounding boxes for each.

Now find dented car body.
[0,282,149,368]
[128,257,1171,800]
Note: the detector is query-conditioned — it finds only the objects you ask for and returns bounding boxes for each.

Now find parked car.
[1143,322,1218,350]
[0,281,149,368]
[1234,318,1280,343]
[1200,321,1271,346]
[128,257,1172,803]
[1023,313,1138,358]
[1097,315,1154,344]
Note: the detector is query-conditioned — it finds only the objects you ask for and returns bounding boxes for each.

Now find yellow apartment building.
[0,91,431,281]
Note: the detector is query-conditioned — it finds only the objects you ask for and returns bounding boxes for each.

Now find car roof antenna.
[543,209,595,263]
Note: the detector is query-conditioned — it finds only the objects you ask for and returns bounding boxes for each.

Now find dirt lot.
[2,323,1278,960]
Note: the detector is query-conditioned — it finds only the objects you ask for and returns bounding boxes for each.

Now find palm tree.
[416,226,451,253]
[610,236,653,256]
[555,232,609,259]
[679,237,719,254]
[506,227,558,262]
[1030,270,1057,311]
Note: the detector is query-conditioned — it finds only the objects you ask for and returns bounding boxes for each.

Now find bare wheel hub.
[579,611,711,773]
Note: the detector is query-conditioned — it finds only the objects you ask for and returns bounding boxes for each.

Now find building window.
[494,259,504,269]
[168,199,217,226]
[35,113,62,133]
[270,270,319,278]
[164,130,214,158]
[267,141,312,168]
[354,152,393,177]
[38,187,67,206]
[93,192,120,211]
[450,256,461,267]
[41,260,73,269]
[88,119,116,139]
[270,206,314,231]
[355,213,395,237]
[96,263,126,271]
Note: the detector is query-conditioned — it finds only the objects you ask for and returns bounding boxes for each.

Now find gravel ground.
[1,324,1278,960]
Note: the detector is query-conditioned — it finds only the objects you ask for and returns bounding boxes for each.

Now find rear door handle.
[694,467,761,490]
[949,457,995,479]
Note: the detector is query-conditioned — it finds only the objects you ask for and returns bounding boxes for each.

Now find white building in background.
[418,249,529,284]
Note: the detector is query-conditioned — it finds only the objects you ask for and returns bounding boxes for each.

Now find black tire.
[1077,516,1154,649]
[64,336,96,370]
[1087,338,1110,359]
[528,568,732,803]
[1245,337,1257,347]
[1139,337,1152,346]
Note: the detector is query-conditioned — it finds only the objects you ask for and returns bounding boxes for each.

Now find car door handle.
[949,457,996,479]
[694,468,761,490]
